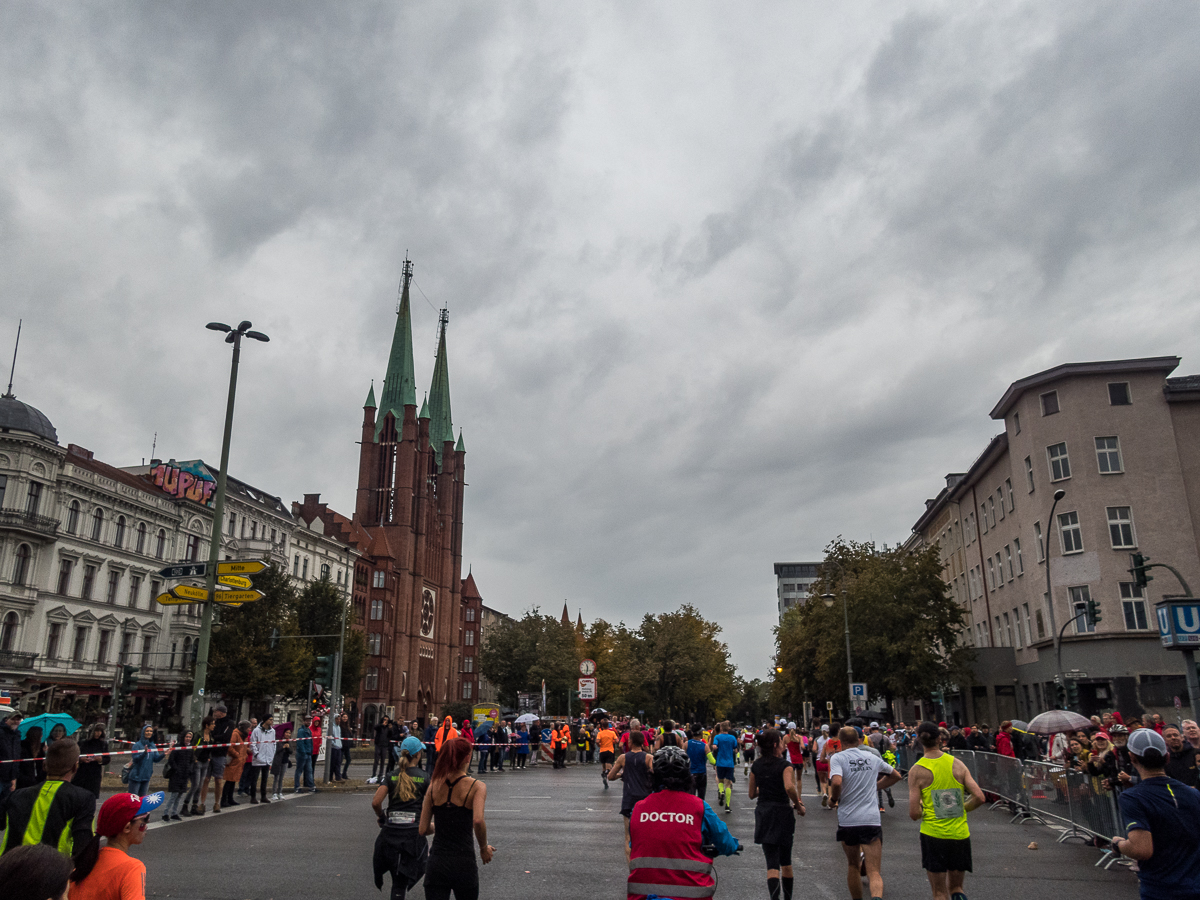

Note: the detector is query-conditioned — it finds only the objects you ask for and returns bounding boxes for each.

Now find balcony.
[0,509,60,540]
[0,649,37,671]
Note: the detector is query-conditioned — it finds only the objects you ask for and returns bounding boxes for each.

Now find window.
[365,667,379,690]
[1070,585,1095,634]
[91,508,104,541]
[114,516,126,548]
[1107,507,1135,548]
[186,534,200,562]
[1005,479,1014,512]
[271,528,277,544]
[182,637,192,668]
[82,564,97,600]
[1025,457,1035,493]
[988,497,997,527]
[25,481,42,515]
[251,521,257,540]
[128,575,142,608]
[1058,511,1083,553]
[150,580,161,603]
[97,629,111,664]
[463,656,474,672]
[465,629,475,646]
[370,599,384,620]
[228,513,237,536]
[12,544,31,585]
[996,490,1005,521]
[981,506,989,534]
[66,500,80,534]
[46,622,63,659]
[1013,609,1023,648]
[119,631,134,664]
[465,607,476,622]
[995,553,1005,587]
[1036,597,1047,639]
[368,633,382,655]
[141,635,152,670]
[301,558,308,580]
[1004,545,1015,581]
[1014,538,1024,574]
[1013,412,1021,434]
[1109,382,1131,406]
[995,616,1005,646]
[106,570,121,604]
[1034,522,1045,562]
[462,681,473,700]
[1095,437,1123,474]
[373,571,386,588]
[293,554,300,577]
[0,474,5,508]
[1041,390,1060,416]
[57,558,73,594]
[1023,603,1033,645]
[136,523,146,554]
[986,558,996,590]
[72,626,89,662]
[320,563,330,580]
[0,612,17,651]
[169,641,177,669]
[155,529,166,559]
[1121,583,1148,630]
[1047,443,1071,481]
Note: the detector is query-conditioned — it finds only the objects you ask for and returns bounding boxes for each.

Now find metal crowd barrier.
[892,744,1126,869]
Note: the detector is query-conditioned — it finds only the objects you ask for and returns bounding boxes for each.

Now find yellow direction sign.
[213,590,264,605]
[216,560,268,576]
[172,584,210,602]
[155,592,192,606]
[217,575,253,590]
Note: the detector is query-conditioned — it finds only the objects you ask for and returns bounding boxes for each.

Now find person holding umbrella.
[75,724,111,799]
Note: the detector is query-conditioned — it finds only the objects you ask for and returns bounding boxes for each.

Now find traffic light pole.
[189,332,244,731]
[1140,561,1200,725]
[1043,490,1066,707]
[323,580,349,785]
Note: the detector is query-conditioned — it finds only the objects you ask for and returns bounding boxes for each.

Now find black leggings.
[762,839,793,870]
[693,773,707,802]
[424,853,478,900]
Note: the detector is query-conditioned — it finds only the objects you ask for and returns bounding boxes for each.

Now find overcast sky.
[3,3,1200,678]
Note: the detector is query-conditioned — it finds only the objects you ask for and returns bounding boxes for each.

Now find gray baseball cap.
[1127,728,1167,758]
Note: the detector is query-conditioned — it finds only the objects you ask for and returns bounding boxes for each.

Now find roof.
[910,433,1008,535]
[989,356,1180,419]
[773,562,820,578]
[0,394,57,443]
[364,382,376,409]
[428,312,454,464]
[1165,374,1200,402]
[375,265,417,440]
[69,446,179,501]
[461,571,482,599]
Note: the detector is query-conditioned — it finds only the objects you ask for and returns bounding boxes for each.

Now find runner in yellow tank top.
[907,722,985,900]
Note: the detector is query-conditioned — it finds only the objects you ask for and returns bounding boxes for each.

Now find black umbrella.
[588,708,608,720]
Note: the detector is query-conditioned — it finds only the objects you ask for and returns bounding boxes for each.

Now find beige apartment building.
[908,356,1200,726]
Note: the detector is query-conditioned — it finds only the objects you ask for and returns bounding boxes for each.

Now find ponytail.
[70,834,102,883]
[391,750,420,801]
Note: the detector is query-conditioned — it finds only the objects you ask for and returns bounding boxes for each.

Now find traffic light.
[1129,553,1153,589]
[1066,680,1080,710]
[120,664,139,698]
[1086,599,1102,627]
[314,655,334,687]
[1055,682,1067,708]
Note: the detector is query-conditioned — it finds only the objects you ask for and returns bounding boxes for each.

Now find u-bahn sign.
[1156,598,1200,649]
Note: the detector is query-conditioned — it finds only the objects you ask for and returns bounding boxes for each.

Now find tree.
[295,577,367,696]
[774,538,972,717]
[634,605,738,723]
[730,677,770,724]
[478,609,579,712]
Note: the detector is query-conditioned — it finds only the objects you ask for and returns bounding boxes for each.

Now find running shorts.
[715,766,735,781]
[814,760,829,773]
[209,756,228,778]
[836,825,882,846]
[919,834,972,873]
[600,751,615,764]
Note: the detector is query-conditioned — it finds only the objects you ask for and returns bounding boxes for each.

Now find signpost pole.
[189,332,243,731]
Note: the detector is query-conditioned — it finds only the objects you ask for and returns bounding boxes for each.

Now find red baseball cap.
[96,792,164,837]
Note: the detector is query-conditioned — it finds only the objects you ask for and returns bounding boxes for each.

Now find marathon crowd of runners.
[2,704,1200,900]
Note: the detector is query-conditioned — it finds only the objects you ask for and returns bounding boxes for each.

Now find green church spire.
[375,259,417,440]
[427,309,454,466]
[364,380,376,409]
[456,428,465,453]
[418,392,429,419]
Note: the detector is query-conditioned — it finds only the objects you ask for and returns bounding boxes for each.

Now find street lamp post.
[189,321,269,730]
[822,589,853,713]
[1043,488,1066,707]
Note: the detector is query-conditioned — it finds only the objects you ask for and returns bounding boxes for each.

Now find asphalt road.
[135,760,1140,900]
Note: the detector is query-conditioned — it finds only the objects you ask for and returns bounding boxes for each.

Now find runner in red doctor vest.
[628,746,741,900]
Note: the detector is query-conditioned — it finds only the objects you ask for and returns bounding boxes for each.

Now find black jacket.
[1165,746,1200,788]
[967,732,994,752]
[167,746,195,793]
[75,737,110,797]
[210,717,235,758]
[1,779,95,858]
[0,722,21,784]
[17,736,44,788]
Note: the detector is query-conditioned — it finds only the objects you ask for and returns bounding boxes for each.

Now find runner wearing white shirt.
[829,727,902,900]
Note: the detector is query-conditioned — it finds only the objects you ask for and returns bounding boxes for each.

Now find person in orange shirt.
[433,717,458,752]
[597,720,618,787]
[69,791,163,900]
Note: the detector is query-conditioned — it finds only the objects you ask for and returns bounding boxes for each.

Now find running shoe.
[888,793,895,808]
[820,795,828,808]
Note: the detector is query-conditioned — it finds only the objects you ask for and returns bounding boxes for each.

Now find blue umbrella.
[19,713,83,739]
[473,721,493,741]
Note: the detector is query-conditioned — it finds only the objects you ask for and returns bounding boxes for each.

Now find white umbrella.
[1027,710,1091,735]
[514,713,539,725]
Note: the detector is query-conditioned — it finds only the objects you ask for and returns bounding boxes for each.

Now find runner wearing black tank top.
[419,737,494,900]
[607,730,654,861]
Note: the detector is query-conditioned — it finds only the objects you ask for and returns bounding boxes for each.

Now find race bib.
[930,788,964,819]
[388,811,417,825]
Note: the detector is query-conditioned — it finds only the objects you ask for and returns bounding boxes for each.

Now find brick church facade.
[296,260,480,731]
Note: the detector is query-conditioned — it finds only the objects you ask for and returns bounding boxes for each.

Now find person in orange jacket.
[552,722,570,769]
[434,716,458,752]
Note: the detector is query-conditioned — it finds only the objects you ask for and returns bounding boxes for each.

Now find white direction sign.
[577,677,597,700]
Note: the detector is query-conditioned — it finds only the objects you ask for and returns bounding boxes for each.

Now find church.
[297,259,480,732]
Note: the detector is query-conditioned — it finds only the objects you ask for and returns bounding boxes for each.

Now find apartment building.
[908,356,1200,726]
[774,562,822,620]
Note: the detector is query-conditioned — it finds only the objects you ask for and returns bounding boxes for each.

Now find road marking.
[294,806,342,809]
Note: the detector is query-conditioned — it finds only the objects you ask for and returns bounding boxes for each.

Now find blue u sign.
[1157,600,1200,648]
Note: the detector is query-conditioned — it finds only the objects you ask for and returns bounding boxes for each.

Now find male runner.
[908,722,985,900]
[597,720,618,789]
[607,730,653,860]
[710,722,739,814]
[829,726,901,900]
[742,725,758,774]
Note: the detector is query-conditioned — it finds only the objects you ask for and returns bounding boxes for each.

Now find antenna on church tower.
[3,318,21,399]
[398,253,412,313]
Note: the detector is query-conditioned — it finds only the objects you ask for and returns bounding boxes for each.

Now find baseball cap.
[869,721,879,728]
[787,722,796,729]
[1127,728,1168,758]
[400,735,425,756]
[820,724,829,732]
[96,792,164,837]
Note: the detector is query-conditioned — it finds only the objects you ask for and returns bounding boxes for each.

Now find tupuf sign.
[149,460,217,507]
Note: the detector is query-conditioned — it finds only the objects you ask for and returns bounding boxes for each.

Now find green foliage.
[295,577,367,694]
[730,677,771,724]
[439,701,473,726]
[773,538,972,717]
[479,604,738,723]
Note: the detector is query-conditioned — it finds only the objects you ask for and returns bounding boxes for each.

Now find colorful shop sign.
[149,460,217,507]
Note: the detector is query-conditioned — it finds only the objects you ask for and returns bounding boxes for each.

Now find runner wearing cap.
[372,736,430,900]
[1112,728,1200,900]
[1,738,95,860]
[68,790,163,900]
[828,726,901,900]
[908,722,985,900]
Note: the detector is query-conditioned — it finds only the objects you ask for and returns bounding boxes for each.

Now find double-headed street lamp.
[189,321,269,730]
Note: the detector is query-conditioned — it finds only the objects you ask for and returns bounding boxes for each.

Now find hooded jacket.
[433,718,458,751]
[250,722,277,767]
[129,732,164,782]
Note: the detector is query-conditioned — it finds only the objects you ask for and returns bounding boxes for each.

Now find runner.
[742,725,758,775]
[686,724,710,801]
[829,726,901,900]
[597,719,618,789]
[607,730,654,860]
[907,722,985,900]
[819,725,843,809]
[784,724,805,780]
[749,729,805,900]
[372,736,430,900]
[710,722,739,815]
